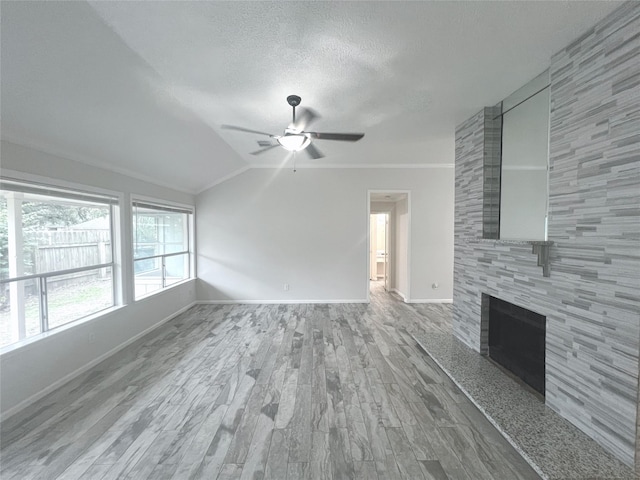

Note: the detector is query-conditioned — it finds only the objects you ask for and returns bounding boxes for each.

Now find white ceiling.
[1,1,621,194]
[370,192,407,204]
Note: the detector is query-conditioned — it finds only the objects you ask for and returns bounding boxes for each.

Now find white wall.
[0,142,196,204]
[196,167,454,303]
[0,141,197,418]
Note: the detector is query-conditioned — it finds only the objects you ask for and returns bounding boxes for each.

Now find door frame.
[366,190,411,303]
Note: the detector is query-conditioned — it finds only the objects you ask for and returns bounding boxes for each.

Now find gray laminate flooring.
[0,283,541,479]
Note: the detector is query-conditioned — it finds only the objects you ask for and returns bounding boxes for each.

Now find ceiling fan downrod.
[287,95,302,126]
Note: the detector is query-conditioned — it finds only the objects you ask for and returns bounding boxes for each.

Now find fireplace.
[485,295,546,395]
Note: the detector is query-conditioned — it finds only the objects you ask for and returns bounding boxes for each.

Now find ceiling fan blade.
[305,142,324,159]
[307,132,364,142]
[221,125,275,137]
[250,144,281,155]
[290,108,320,132]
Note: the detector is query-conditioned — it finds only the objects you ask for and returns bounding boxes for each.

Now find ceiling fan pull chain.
[293,151,297,173]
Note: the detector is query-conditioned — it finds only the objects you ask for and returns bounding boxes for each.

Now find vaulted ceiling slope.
[1,1,621,194]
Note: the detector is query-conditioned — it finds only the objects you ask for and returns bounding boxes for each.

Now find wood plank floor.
[0,283,541,479]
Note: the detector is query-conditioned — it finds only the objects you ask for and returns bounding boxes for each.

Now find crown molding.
[1,135,196,195]
[2,135,453,196]
[249,163,454,169]
[195,165,251,194]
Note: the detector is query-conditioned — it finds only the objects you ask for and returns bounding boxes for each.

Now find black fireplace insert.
[486,295,546,396]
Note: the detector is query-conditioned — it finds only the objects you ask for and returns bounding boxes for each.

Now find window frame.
[0,175,120,348]
[131,196,195,300]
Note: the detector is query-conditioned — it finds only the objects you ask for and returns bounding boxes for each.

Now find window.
[0,179,117,348]
[132,201,193,299]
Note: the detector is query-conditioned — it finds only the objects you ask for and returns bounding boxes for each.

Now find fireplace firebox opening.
[483,294,546,396]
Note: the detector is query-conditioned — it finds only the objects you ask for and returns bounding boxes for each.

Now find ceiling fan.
[221,95,364,159]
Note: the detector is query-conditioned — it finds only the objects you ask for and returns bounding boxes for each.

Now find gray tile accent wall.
[453,2,640,467]
[453,109,485,353]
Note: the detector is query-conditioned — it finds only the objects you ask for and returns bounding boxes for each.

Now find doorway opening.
[370,213,389,290]
[368,191,410,302]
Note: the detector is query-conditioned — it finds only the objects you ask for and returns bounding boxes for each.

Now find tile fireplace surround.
[452,0,640,473]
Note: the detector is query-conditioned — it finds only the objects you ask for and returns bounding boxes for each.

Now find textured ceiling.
[1,1,622,193]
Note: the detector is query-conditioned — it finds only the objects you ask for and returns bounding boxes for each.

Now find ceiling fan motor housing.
[287,95,302,107]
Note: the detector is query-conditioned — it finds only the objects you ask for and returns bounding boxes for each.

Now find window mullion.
[162,256,167,289]
[109,203,117,307]
[39,276,49,333]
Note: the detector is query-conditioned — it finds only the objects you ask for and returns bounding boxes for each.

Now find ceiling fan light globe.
[277,134,311,152]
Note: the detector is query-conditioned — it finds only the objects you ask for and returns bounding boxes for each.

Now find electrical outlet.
[284,283,289,291]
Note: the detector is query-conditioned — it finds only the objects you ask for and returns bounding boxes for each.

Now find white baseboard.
[198,299,369,305]
[0,301,197,422]
[407,298,453,304]
[390,288,408,302]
